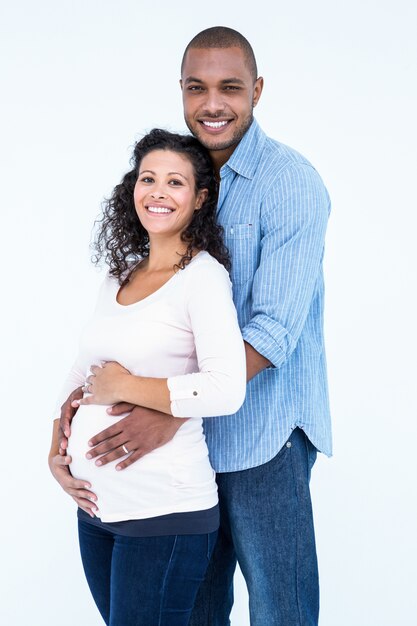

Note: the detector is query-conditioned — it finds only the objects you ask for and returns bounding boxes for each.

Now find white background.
[1,1,416,624]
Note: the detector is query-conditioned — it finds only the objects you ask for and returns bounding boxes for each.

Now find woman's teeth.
[147,206,173,214]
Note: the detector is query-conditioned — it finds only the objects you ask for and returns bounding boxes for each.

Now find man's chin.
[198,137,236,152]
[186,116,253,152]
[192,127,240,152]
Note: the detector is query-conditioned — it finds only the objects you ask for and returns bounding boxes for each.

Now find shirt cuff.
[242,317,289,369]
[167,374,202,418]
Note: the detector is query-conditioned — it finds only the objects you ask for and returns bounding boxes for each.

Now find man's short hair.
[181,26,258,81]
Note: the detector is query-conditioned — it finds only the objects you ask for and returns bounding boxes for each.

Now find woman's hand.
[48,440,98,518]
[49,419,98,517]
[77,361,131,406]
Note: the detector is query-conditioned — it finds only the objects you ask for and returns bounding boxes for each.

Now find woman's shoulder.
[187,251,229,276]
[182,251,232,292]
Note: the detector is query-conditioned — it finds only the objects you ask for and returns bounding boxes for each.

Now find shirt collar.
[220,118,266,180]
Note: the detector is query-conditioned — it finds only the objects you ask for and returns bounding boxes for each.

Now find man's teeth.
[147,206,173,214]
[203,121,228,128]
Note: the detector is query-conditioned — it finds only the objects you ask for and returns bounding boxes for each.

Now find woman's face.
[133,149,207,240]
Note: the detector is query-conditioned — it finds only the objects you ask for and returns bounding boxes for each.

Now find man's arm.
[58,386,83,452]
[241,163,330,369]
[245,340,270,382]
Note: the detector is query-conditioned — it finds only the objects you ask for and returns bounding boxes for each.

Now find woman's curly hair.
[92,128,231,283]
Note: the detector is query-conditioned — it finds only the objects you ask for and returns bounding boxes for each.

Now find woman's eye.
[141,177,154,183]
[169,179,183,186]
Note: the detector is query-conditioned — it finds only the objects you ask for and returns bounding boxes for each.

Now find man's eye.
[224,86,240,91]
[188,86,204,92]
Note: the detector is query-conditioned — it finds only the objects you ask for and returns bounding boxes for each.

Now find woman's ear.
[195,188,208,210]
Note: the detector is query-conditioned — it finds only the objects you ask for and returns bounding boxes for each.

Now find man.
[54,27,331,626]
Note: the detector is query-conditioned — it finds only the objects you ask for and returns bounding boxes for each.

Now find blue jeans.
[189,428,319,626]
[78,521,217,626]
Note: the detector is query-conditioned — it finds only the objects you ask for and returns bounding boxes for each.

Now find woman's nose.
[150,188,167,199]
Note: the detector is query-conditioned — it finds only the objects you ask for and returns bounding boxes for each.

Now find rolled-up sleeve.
[242,164,330,368]
[168,260,246,418]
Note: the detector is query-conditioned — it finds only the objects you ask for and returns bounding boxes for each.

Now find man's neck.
[210,145,236,176]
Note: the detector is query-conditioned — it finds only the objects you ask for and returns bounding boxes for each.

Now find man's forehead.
[181,46,251,80]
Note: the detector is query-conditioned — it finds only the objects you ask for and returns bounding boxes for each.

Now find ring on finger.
[122,444,129,454]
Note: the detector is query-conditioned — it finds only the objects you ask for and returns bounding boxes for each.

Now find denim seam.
[158,535,178,626]
[205,540,219,626]
[289,439,303,626]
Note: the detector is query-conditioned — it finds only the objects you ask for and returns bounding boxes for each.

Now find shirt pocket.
[224,223,258,285]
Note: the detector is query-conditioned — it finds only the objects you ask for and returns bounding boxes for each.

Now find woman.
[48,129,246,625]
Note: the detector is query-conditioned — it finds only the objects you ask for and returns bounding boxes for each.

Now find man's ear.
[253,76,264,107]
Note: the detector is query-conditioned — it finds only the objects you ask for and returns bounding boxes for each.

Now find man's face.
[181,46,263,163]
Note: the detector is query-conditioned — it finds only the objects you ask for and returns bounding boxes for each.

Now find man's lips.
[199,120,232,133]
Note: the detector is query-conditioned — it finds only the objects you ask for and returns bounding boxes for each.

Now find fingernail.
[95,460,102,466]
[116,465,122,471]
[106,408,112,414]
[84,484,91,489]
[86,453,92,459]
[88,440,93,447]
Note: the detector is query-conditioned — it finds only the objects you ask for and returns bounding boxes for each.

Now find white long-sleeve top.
[56,252,246,522]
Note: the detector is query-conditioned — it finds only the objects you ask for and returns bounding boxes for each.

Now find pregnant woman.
[48,129,246,626]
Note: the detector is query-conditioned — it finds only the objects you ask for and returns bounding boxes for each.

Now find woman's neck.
[144,235,191,272]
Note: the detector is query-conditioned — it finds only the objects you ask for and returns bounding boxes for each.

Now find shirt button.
[193,391,198,396]
[286,441,292,448]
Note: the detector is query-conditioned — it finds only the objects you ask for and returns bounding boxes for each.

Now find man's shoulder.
[240,121,317,183]
[262,127,329,188]
[263,134,312,166]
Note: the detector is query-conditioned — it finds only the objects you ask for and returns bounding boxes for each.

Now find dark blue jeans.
[189,428,319,626]
[78,521,217,626]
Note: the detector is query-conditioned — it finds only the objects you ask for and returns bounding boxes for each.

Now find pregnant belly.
[67,405,129,499]
[67,406,216,522]
[67,404,120,470]
[66,404,179,521]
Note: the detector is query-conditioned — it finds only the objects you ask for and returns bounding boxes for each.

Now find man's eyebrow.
[220,78,245,86]
[184,77,245,86]
[184,76,204,85]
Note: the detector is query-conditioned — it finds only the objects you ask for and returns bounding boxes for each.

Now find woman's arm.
[77,259,246,418]
[78,363,172,414]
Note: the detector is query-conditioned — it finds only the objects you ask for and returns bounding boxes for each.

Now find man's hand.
[58,386,83,455]
[86,404,187,470]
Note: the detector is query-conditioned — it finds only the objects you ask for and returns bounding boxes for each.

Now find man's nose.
[203,89,225,115]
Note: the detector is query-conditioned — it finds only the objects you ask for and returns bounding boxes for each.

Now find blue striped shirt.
[203,119,332,472]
